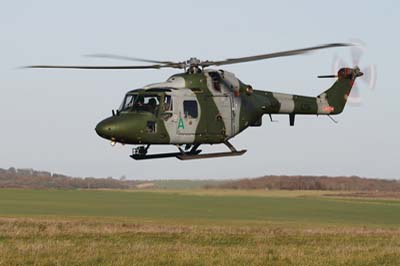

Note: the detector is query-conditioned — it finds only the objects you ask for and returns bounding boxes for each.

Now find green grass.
[0,189,400,265]
[1,189,400,226]
[150,179,227,189]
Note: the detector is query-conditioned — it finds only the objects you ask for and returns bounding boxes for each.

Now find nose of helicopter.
[95,117,116,140]
[95,113,154,144]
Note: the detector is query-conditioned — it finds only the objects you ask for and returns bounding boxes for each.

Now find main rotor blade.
[201,43,353,67]
[25,64,171,70]
[86,53,180,67]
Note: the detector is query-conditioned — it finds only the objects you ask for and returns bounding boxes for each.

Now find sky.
[0,0,399,180]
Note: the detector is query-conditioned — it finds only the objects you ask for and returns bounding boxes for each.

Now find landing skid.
[130,150,201,160]
[176,150,246,160]
[130,141,246,161]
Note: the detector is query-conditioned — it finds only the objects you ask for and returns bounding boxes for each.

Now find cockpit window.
[119,94,160,114]
[120,95,136,111]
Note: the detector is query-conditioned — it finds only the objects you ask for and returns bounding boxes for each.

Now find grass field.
[0,189,400,265]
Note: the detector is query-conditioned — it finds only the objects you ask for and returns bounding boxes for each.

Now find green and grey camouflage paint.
[95,67,361,145]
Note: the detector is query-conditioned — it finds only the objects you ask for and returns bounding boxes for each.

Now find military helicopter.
[28,43,363,160]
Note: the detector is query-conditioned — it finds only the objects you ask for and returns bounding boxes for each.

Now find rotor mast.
[186,57,203,74]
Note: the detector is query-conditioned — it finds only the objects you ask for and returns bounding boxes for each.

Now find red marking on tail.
[323,106,335,113]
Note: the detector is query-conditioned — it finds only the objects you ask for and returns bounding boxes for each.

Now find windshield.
[119,94,161,114]
[119,95,136,111]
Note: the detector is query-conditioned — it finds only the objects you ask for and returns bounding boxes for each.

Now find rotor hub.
[185,57,203,73]
[186,57,201,66]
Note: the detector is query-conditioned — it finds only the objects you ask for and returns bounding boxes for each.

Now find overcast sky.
[0,0,399,179]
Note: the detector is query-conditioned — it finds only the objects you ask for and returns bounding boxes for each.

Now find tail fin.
[317,67,363,114]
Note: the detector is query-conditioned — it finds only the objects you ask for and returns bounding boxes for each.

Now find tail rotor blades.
[327,40,377,105]
[360,64,377,90]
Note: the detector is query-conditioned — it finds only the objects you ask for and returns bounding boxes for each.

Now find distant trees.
[0,167,137,189]
[211,175,400,192]
[2,167,399,192]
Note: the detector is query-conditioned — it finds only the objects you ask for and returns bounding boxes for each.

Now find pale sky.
[0,0,399,179]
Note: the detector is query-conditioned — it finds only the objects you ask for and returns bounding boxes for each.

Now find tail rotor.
[331,39,377,105]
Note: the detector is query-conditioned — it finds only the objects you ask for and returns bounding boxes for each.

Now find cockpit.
[118,89,173,115]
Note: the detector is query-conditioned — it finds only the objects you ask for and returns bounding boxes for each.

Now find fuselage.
[95,68,345,145]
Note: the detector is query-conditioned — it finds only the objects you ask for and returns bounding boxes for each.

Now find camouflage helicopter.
[28,43,363,160]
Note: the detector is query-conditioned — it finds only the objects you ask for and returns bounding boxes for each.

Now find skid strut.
[130,141,246,161]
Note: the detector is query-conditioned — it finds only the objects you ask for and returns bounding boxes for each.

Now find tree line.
[2,167,399,191]
[207,175,400,191]
[0,167,137,189]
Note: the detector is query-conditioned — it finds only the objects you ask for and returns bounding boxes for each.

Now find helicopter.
[27,43,363,160]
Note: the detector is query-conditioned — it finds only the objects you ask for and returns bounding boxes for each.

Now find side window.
[183,100,198,119]
[146,121,156,133]
[209,72,221,92]
[164,96,173,111]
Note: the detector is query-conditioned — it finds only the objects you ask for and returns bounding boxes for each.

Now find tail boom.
[258,67,362,116]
